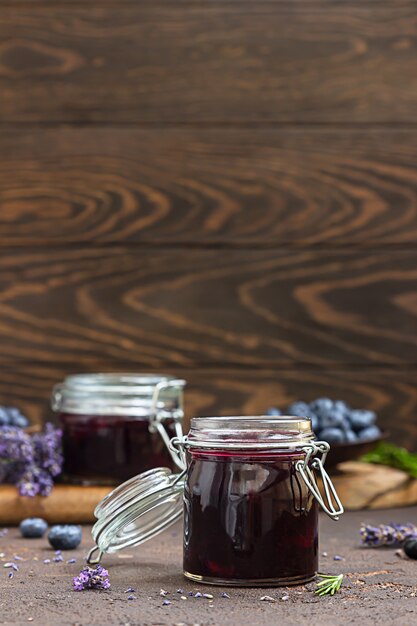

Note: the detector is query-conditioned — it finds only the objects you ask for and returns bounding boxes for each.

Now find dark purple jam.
[183,449,318,586]
[59,413,176,485]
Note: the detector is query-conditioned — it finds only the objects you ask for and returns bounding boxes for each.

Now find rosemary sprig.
[361,442,417,478]
[315,573,343,596]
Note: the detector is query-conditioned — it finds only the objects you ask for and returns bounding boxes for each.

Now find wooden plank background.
[0,1,416,447]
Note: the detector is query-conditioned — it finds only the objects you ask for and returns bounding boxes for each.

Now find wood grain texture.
[2,128,417,246]
[0,364,415,448]
[0,248,416,366]
[0,3,416,122]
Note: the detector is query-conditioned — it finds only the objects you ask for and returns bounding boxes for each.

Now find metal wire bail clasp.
[148,379,186,471]
[296,441,344,520]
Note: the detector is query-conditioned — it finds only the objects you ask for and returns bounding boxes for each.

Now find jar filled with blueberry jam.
[87,415,343,587]
[51,374,185,485]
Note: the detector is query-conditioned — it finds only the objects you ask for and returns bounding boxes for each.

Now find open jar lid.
[87,467,185,563]
[51,373,186,418]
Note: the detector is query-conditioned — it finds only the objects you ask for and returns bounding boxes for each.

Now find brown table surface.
[0,507,417,626]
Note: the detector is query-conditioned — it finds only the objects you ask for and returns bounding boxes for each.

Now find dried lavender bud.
[360,523,417,547]
[72,565,110,591]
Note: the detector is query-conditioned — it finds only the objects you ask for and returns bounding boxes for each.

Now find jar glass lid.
[186,415,315,449]
[52,373,186,417]
[88,467,185,563]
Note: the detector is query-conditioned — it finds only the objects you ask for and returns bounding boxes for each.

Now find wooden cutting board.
[320,461,417,510]
[0,484,111,525]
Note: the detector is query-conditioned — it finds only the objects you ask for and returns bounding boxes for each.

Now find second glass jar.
[52,374,185,485]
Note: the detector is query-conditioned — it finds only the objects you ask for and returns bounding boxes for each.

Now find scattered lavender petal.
[181,596,187,600]
[3,563,15,568]
[177,588,184,594]
[8,572,13,579]
[221,592,230,598]
[194,592,202,598]
[203,593,213,599]
[281,594,290,601]
[333,555,343,561]
[67,558,76,564]
[188,591,194,596]
[53,555,64,563]
[54,550,62,555]
[43,559,51,564]
[124,587,136,593]
[160,589,169,596]
[13,555,23,561]
[127,595,136,601]
[260,595,276,602]
[322,552,328,557]
[162,600,171,606]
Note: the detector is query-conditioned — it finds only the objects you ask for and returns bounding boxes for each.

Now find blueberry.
[320,409,346,429]
[309,398,334,418]
[347,410,377,432]
[266,407,282,416]
[48,525,82,550]
[357,425,381,441]
[287,401,311,417]
[343,429,358,443]
[7,408,29,428]
[333,400,350,415]
[404,538,417,560]
[20,518,48,538]
[319,427,345,443]
[0,408,10,426]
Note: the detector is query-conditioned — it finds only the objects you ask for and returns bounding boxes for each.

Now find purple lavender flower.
[32,424,63,477]
[72,565,110,591]
[360,523,417,547]
[0,423,62,497]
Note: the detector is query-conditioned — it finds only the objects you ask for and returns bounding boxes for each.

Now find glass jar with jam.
[87,415,343,586]
[51,374,185,485]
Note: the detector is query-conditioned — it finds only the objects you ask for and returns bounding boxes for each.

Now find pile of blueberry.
[268,398,381,444]
[0,406,29,428]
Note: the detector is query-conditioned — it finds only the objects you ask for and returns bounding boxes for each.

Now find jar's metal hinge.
[296,441,344,521]
[148,380,187,471]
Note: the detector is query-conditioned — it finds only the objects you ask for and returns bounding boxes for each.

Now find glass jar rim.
[187,415,314,449]
[51,373,186,418]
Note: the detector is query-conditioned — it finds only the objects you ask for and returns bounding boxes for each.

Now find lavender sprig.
[360,523,417,547]
[72,565,110,591]
[0,422,62,497]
